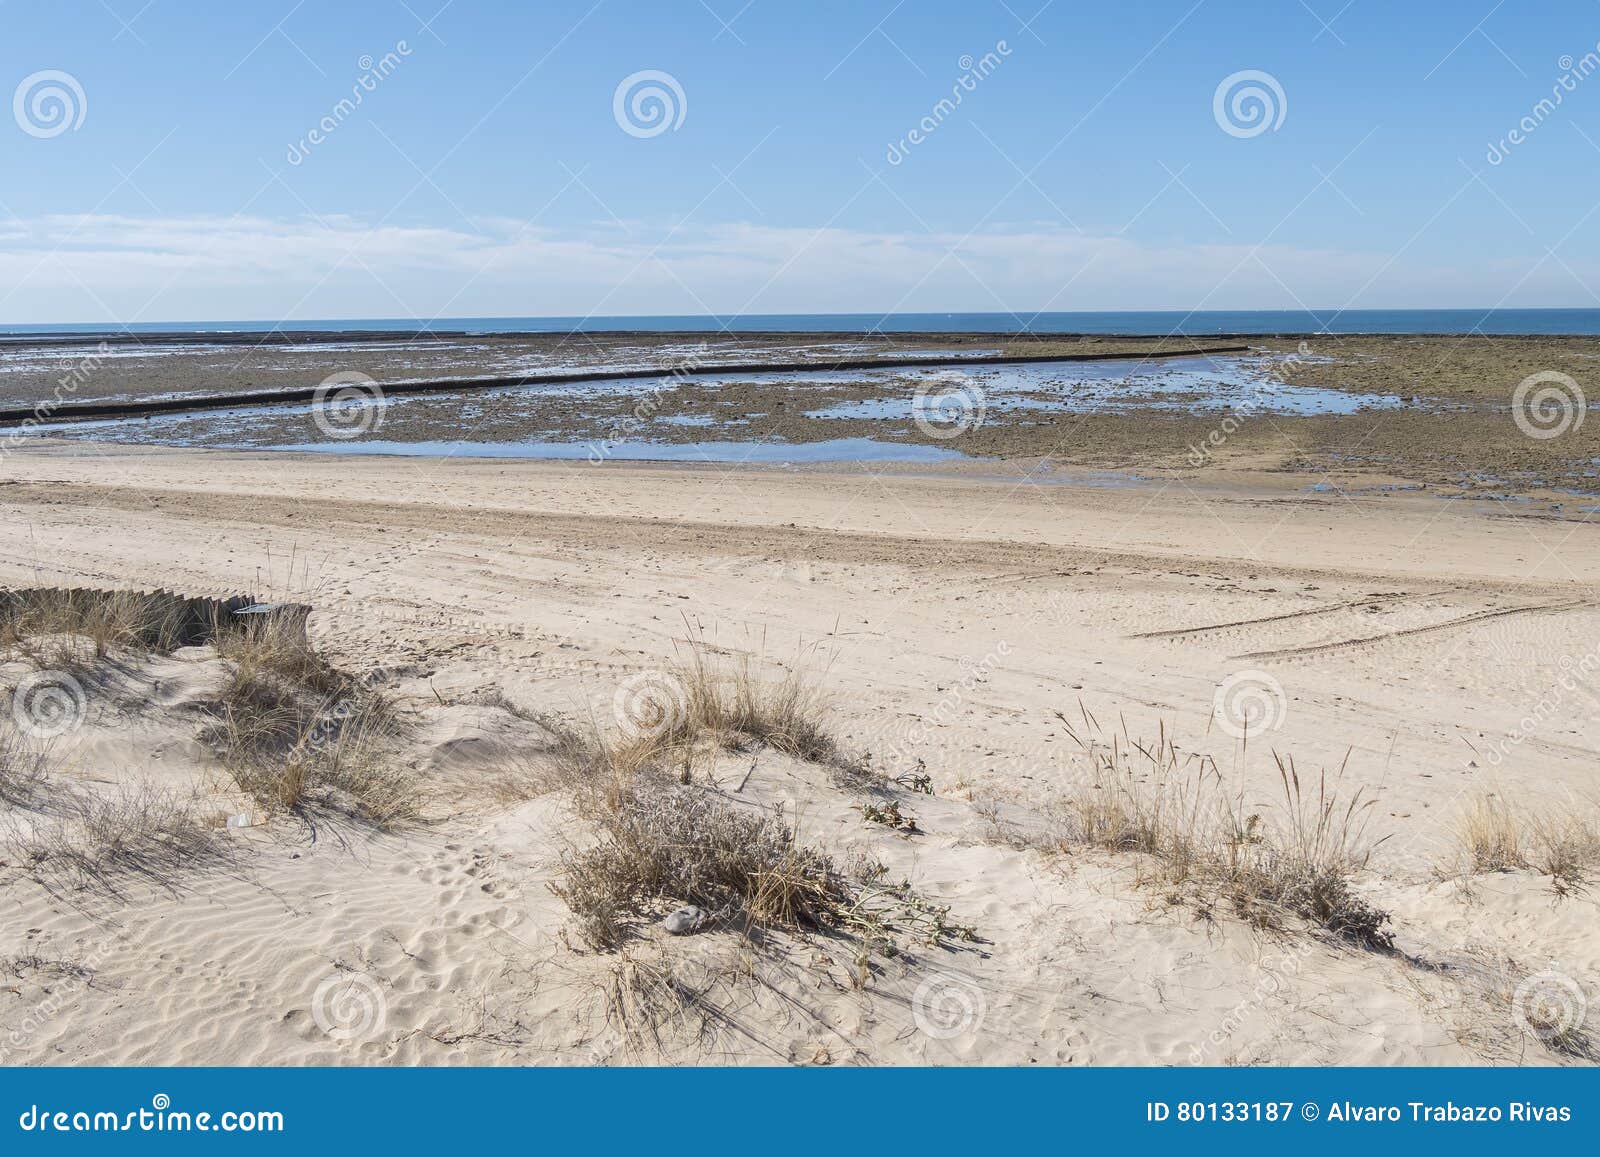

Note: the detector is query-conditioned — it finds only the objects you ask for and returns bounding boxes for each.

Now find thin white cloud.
[0,213,1584,323]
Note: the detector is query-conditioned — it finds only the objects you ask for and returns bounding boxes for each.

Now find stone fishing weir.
[0,343,1251,427]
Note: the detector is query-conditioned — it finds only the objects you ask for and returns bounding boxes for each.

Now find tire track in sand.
[1227,598,1594,661]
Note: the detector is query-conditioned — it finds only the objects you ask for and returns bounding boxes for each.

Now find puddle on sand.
[1033,469,1146,488]
[274,436,970,464]
[1305,481,1427,495]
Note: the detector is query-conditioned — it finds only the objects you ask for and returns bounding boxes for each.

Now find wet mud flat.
[0,330,1210,408]
[6,332,1599,499]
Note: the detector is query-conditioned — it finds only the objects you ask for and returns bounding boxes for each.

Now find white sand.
[0,440,1595,1065]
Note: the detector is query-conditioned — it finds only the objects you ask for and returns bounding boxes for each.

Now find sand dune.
[1,439,1596,1065]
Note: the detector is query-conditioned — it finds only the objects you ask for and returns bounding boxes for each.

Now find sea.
[3,309,1600,337]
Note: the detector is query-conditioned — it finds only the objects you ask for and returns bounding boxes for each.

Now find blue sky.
[2,0,1598,322]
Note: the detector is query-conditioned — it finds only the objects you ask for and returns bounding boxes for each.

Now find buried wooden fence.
[0,586,311,648]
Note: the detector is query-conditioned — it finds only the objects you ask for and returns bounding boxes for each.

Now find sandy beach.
[13,5,1600,1142]
[2,433,1596,1065]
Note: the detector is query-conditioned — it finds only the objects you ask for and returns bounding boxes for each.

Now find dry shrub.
[5,783,229,896]
[547,723,974,953]
[1054,711,1393,950]
[1220,759,1393,950]
[555,774,854,950]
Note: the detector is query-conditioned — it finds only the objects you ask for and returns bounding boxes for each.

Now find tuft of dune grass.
[1526,809,1600,892]
[0,588,197,661]
[0,725,53,810]
[555,772,856,951]
[204,614,416,831]
[1457,794,1525,873]
[1052,710,1394,950]
[618,645,881,791]
[1452,791,1599,894]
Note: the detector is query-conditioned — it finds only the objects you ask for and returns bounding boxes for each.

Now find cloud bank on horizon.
[1,0,1597,323]
[0,212,1586,324]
